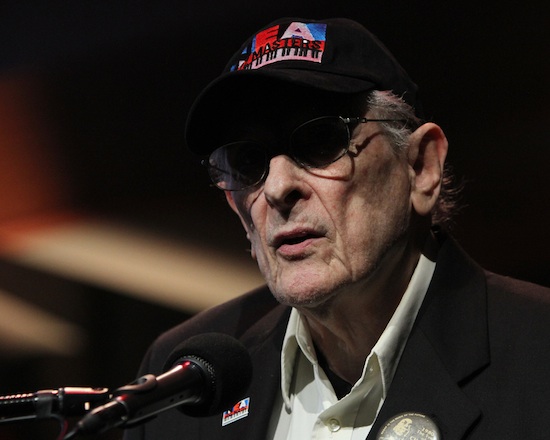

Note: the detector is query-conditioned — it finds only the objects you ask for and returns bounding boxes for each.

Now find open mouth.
[282,235,313,245]
[274,231,323,249]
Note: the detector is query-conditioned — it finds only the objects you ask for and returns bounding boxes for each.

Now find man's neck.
[298,239,422,384]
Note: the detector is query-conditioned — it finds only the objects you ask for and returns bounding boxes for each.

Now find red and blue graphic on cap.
[231,22,327,71]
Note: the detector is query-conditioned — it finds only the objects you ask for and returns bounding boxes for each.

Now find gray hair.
[366,90,461,228]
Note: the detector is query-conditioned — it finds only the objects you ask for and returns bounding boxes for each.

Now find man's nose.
[263,155,306,211]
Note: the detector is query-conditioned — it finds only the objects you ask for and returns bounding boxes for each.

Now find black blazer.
[123,235,550,439]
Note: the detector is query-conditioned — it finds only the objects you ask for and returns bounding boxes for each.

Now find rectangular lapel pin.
[221,397,251,426]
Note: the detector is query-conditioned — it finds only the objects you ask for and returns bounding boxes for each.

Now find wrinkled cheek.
[234,190,261,228]
[248,234,266,267]
[249,236,278,283]
[253,240,273,269]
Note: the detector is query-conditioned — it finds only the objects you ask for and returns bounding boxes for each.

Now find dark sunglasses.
[202,116,407,191]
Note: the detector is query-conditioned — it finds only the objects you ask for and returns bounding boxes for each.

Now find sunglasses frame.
[202,116,408,191]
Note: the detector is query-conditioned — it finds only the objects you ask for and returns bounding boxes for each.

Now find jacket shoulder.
[486,271,550,305]
[142,286,288,374]
[485,271,550,335]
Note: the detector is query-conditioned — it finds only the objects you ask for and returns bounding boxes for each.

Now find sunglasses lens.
[290,117,350,168]
[208,142,267,190]
[207,117,351,190]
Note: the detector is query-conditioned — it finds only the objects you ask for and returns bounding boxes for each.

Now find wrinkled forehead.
[207,79,369,149]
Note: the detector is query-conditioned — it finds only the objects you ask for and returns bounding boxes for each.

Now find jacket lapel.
[369,327,481,439]
[369,235,490,439]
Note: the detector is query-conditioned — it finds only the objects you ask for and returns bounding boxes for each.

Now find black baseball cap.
[185,17,422,155]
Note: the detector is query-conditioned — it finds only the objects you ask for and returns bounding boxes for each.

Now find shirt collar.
[280,246,437,408]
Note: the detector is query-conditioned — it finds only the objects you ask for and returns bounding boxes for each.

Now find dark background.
[0,1,548,439]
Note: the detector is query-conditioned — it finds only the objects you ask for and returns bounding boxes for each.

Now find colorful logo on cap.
[231,22,327,71]
[221,397,250,426]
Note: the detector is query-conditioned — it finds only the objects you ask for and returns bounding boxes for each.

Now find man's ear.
[407,122,448,216]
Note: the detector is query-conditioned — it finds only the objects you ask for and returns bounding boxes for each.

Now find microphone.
[0,387,110,423]
[71,333,252,436]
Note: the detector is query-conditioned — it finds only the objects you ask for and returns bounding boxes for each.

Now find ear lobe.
[408,123,448,216]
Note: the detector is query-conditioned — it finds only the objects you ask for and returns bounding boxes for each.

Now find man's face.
[225,101,415,309]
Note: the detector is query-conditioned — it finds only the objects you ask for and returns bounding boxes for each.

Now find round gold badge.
[376,412,441,439]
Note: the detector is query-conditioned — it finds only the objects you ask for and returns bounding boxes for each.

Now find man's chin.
[271,285,337,312]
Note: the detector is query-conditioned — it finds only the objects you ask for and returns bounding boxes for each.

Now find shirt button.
[327,418,341,432]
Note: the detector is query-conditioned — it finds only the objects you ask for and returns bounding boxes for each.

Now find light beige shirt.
[266,253,436,440]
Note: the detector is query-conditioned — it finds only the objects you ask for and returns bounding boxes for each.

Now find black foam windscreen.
[163,333,252,417]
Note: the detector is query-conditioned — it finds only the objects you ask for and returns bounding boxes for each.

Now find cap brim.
[185,68,376,155]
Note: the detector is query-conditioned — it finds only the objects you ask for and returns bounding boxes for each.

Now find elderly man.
[124,17,550,439]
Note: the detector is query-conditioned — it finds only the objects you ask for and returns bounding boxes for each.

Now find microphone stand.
[0,387,111,440]
[63,374,171,439]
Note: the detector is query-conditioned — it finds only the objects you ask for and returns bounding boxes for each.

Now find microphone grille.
[164,333,252,417]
